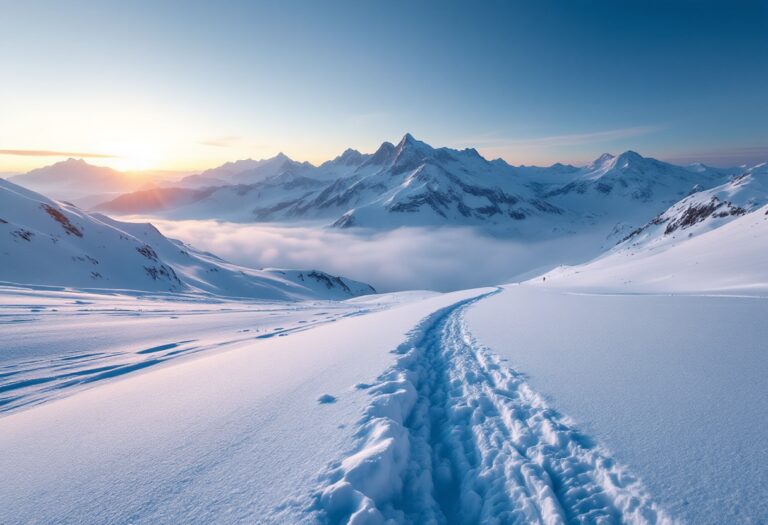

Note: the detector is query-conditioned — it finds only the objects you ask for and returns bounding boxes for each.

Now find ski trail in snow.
[312,290,673,524]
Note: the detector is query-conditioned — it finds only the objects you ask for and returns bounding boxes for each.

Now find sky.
[1,0,766,173]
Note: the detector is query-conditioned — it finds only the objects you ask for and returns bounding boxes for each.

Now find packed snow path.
[315,291,670,524]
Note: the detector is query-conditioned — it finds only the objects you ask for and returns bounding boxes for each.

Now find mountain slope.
[618,162,768,249]
[538,168,768,295]
[0,179,374,300]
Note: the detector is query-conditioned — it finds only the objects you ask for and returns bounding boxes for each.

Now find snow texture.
[312,290,670,524]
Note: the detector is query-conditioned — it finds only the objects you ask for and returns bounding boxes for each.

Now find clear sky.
[1,0,766,172]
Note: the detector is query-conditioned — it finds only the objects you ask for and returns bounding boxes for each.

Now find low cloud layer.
[0,149,114,158]
[151,220,595,292]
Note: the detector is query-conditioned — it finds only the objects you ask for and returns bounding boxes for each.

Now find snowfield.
[466,285,768,524]
[1,279,767,523]
[0,286,402,414]
[0,289,684,523]
[0,287,491,524]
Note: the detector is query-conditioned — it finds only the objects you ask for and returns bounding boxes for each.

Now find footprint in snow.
[317,394,337,404]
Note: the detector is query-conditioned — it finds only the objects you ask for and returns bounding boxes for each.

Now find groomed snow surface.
[5,281,765,523]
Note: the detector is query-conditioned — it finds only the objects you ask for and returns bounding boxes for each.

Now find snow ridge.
[312,291,671,524]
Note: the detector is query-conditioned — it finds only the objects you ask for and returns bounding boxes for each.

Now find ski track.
[312,290,673,525]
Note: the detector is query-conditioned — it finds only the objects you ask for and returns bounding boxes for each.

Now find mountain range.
[5,134,766,293]
[87,134,748,237]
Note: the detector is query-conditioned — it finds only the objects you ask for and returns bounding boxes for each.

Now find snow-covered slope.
[0,286,679,524]
[538,167,768,295]
[0,179,374,300]
[619,162,768,248]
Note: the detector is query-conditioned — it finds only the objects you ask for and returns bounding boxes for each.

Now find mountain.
[542,150,728,202]
[540,164,768,294]
[619,162,768,249]
[0,179,375,300]
[90,133,763,282]
[178,153,314,188]
[8,159,145,206]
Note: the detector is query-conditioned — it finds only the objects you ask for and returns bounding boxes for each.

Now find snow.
[466,285,768,523]
[0,287,487,524]
[85,136,761,296]
[0,284,682,524]
[178,153,314,188]
[0,286,392,414]
[540,204,768,295]
[314,290,670,524]
[2,236,767,522]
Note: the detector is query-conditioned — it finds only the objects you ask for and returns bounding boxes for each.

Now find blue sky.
[0,0,766,171]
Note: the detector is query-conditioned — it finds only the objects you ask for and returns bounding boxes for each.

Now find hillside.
[0,179,374,300]
[538,167,768,295]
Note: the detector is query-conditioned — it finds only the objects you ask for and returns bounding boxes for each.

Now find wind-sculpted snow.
[0,287,386,415]
[312,290,670,524]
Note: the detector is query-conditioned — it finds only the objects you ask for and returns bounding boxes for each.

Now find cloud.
[458,125,663,150]
[198,136,243,148]
[662,145,768,167]
[0,149,115,158]
[149,220,593,292]
[506,125,663,148]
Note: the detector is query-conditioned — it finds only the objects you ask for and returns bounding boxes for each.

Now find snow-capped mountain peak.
[587,150,648,174]
[588,152,616,169]
[179,153,312,188]
[12,158,122,184]
[362,141,397,167]
[329,148,368,166]
[614,150,644,166]
[390,133,437,174]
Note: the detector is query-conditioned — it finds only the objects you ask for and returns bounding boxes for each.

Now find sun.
[109,142,158,172]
